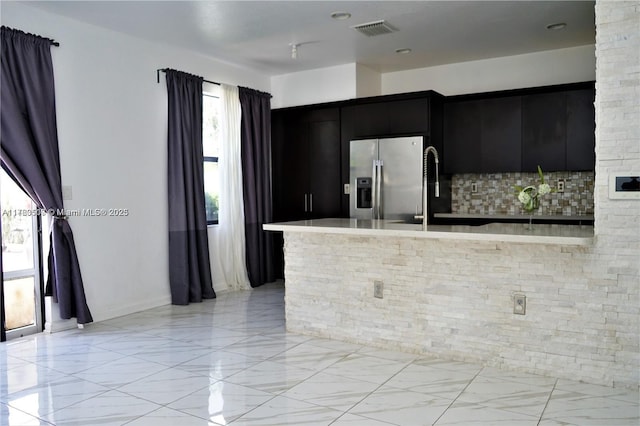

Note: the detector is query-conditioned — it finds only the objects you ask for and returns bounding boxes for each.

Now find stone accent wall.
[593,0,640,388]
[284,232,636,388]
[451,171,595,216]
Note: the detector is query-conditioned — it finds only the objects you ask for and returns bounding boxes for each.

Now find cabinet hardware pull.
[304,193,308,212]
[310,193,313,212]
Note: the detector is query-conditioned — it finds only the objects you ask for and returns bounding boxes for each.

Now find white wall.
[1,3,270,323]
[271,45,596,108]
[355,64,381,98]
[382,45,596,96]
[271,63,356,108]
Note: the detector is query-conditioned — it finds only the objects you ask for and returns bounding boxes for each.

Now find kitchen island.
[262,219,624,386]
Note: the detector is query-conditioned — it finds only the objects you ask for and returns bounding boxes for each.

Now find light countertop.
[263,218,594,246]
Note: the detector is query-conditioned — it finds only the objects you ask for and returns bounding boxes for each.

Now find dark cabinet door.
[386,98,430,135]
[566,89,595,170]
[308,120,342,218]
[443,100,482,173]
[271,110,308,222]
[343,103,388,137]
[481,96,521,172]
[522,92,567,172]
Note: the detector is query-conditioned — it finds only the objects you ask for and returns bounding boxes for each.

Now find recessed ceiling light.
[395,48,412,54]
[331,11,351,20]
[546,22,567,30]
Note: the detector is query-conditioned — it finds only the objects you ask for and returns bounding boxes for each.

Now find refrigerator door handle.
[371,160,378,219]
[377,160,383,219]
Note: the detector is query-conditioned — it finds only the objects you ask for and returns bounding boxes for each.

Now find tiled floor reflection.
[1,282,638,425]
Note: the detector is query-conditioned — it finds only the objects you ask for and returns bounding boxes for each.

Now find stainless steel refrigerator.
[349,136,423,221]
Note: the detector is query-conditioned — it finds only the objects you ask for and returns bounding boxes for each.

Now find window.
[203,91,220,225]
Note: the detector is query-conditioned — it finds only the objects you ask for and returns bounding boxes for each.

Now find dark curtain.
[1,240,5,341]
[238,87,275,287]
[165,69,215,304]
[0,27,92,324]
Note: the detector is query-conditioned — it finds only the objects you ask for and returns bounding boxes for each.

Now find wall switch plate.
[557,179,565,193]
[374,280,383,299]
[62,185,73,200]
[471,182,478,193]
[514,294,526,315]
[344,183,350,195]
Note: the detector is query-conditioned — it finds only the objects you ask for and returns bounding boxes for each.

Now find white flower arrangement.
[514,166,554,213]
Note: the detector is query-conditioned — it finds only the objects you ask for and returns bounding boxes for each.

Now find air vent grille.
[352,20,396,37]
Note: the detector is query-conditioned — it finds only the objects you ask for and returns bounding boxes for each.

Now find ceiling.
[25,1,595,76]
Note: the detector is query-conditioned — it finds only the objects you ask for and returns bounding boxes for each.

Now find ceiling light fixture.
[330,11,351,20]
[395,48,412,54]
[546,22,567,30]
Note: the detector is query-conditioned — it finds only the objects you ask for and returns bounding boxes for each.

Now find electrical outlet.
[62,185,73,201]
[471,182,478,193]
[344,183,350,195]
[374,280,383,299]
[557,179,565,193]
[514,294,526,315]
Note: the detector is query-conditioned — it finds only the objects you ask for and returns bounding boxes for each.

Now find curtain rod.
[157,68,220,86]
[0,26,59,46]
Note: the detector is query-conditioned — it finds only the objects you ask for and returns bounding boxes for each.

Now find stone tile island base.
[281,231,637,390]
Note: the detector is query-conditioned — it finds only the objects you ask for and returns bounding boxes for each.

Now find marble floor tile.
[348,384,453,425]
[229,395,343,426]
[384,363,477,400]
[224,360,316,394]
[282,372,380,411]
[330,413,398,425]
[434,400,540,425]
[175,349,264,380]
[320,353,410,385]
[1,363,66,397]
[167,380,274,424]
[117,368,214,405]
[6,376,108,417]
[456,375,554,418]
[0,402,53,426]
[124,407,218,426]
[269,341,350,371]
[70,355,168,389]
[43,390,161,426]
[541,389,640,426]
[1,283,637,426]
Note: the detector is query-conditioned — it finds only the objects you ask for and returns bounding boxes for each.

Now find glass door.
[1,170,43,340]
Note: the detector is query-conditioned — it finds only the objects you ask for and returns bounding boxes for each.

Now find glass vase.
[525,198,540,230]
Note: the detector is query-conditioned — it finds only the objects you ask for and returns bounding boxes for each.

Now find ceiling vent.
[352,20,397,37]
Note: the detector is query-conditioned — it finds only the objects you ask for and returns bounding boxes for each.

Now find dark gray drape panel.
[0,27,92,324]
[238,87,275,288]
[1,242,5,342]
[166,69,215,304]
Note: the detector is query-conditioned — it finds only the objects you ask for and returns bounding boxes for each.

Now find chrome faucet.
[419,146,440,231]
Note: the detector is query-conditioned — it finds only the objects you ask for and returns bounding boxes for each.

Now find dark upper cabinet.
[342,98,430,138]
[481,96,522,172]
[443,100,482,173]
[444,96,521,173]
[444,82,594,173]
[566,89,596,170]
[522,92,567,172]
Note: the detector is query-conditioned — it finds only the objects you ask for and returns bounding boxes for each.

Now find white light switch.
[62,185,73,200]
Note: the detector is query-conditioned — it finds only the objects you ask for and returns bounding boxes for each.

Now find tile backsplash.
[451,171,594,216]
